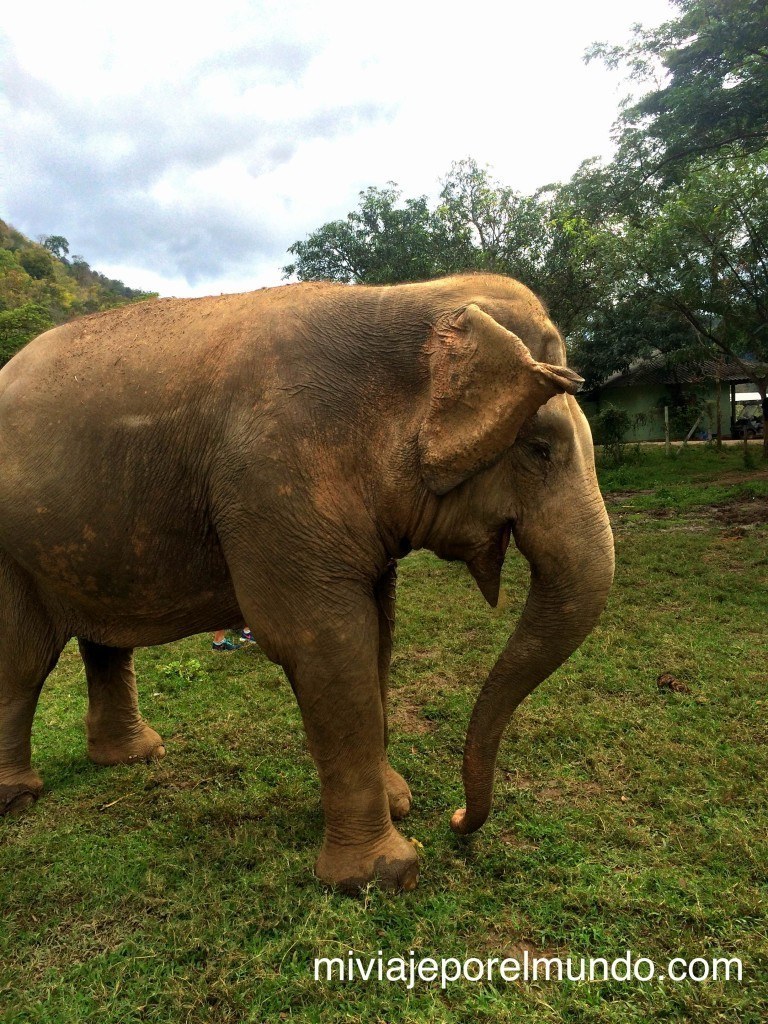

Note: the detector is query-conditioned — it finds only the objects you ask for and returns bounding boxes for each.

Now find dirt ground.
[605,487,768,529]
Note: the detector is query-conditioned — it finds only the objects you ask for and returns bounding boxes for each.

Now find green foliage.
[41,234,70,261]
[623,154,768,358]
[159,657,204,683]
[593,405,631,444]
[564,145,768,465]
[0,249,16,273]
[591,405,633,465]
[663,388,712,440]
[580,0,768,458]
[556,149,768,385]
[283,160,556,292]
[435,159,551,281]
[157,657,205,694]
[587,0,768,175]
[282,144,768,409]
[283,183,444,284]
[0,302,53,365]
[0,219,157,366]
[18,247,54,280]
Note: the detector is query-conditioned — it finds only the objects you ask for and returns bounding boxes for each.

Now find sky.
[1,0,674,298]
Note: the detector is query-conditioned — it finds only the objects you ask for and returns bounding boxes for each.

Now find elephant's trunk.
[451,493,614,835]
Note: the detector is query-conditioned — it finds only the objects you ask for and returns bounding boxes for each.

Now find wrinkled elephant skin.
[0,275,614,892]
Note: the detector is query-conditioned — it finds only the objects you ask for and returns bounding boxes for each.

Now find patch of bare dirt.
[505,940,557,963]
[609,493,768,531]
[646,507,675,519]
[499,832,539,852]
[708,468,768,487]
[501,771,604,805]
[604,488,654,502]
[408,647,442,662]
[474,926,561,963]
[389,697,435,735]
[709,494,768,526]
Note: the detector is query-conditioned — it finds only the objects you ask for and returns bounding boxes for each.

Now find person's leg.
[212,630,237,651]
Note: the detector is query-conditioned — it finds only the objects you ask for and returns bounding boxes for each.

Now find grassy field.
[1,444,766,1023]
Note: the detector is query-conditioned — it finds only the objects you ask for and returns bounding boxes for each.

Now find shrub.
[592,405,632,465]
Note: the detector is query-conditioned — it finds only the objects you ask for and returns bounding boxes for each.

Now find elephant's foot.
[384,764,412,820]
[88,721,166,767]
[315,825,419,894]
[0,769,43,817]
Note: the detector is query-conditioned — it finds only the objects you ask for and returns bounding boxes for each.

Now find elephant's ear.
[418,303,583,495]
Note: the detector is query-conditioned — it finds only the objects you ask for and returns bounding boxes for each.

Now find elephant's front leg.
[375,561,412,821]
[286,603,419,893]
[79,640,165,765]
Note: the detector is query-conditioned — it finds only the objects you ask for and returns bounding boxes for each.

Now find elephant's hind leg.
[79,641,165,766]
[375,562,412,821]
[0,560,65,816]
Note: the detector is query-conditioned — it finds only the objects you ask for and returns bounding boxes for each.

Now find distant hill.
[0,219,157,366]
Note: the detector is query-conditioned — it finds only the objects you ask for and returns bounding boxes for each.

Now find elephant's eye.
[512,435,554,478]
[526,439,552,461]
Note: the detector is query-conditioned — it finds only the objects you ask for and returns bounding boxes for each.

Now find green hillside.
[0,219,157,366]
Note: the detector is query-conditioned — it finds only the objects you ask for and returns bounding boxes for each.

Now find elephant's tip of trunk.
[450,806,485,836]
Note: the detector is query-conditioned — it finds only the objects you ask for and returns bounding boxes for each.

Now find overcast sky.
[1,0,674,298]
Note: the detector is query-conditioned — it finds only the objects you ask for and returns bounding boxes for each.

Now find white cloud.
[0,0,674,296]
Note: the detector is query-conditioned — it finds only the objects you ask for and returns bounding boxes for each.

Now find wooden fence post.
[664,406,671,456]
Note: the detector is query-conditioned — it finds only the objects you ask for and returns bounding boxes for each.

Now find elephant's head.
[415,301,614,834]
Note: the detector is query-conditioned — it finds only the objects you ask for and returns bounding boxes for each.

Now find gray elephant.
[0,274,614,891]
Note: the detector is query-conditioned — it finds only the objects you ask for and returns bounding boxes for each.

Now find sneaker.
[212,638,238,652]
[239,629,256,643]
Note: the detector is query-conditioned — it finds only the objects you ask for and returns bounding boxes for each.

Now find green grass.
[1,446,767,1022]
[598,439,767,494]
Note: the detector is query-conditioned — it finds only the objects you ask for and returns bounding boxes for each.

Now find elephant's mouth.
[466,521,513,607]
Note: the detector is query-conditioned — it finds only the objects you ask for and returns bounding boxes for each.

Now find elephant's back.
[1,294,252,396]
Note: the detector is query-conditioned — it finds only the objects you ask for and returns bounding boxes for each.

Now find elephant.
[0,273,614,892]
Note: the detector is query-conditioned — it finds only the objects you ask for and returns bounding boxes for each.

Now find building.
[579,354,763,441]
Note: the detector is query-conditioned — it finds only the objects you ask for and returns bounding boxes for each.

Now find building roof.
[599,352,760,389]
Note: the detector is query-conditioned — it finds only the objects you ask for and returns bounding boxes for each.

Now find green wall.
[579,383,733,441]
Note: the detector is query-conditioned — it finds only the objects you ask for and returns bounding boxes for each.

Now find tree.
[69,255,92,284]
[587,0,768,177]
[283,161,556,289]
[281,147,768,458]
[435,158,549,279]
[579,2,768,455]
[283,184,442,284]
[528,163,621,337]
[1,222,156,336]
[41,235,70,262]
[18,248,54,281]
[571,151,768,454]
[569,295,701,388]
